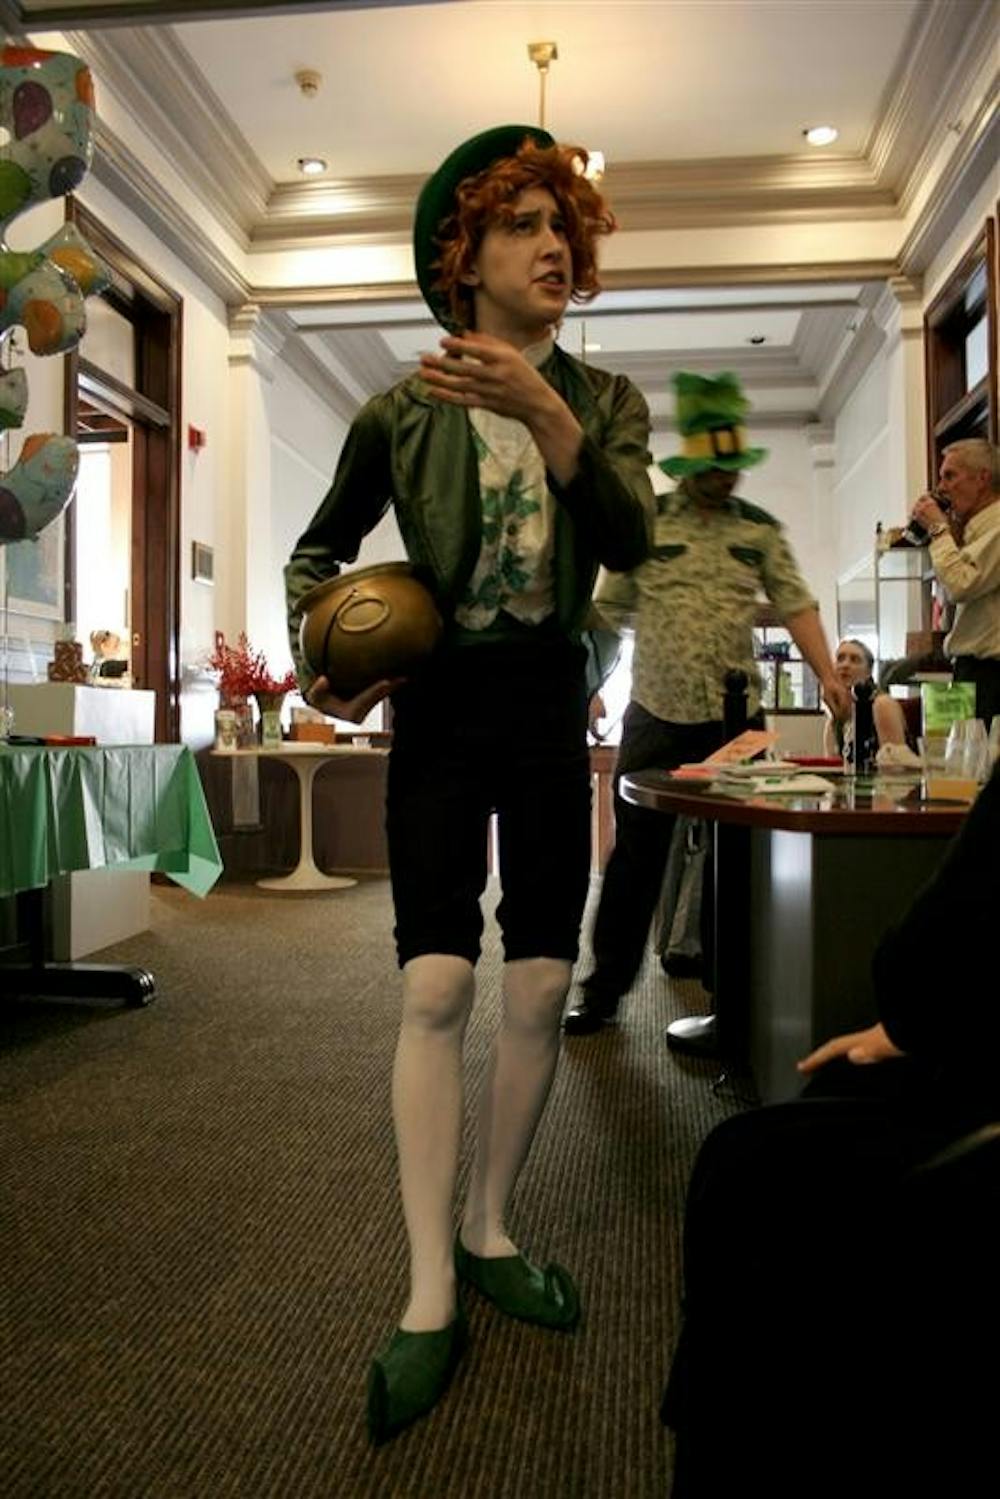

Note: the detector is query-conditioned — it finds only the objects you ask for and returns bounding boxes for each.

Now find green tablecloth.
[0,744,223,899]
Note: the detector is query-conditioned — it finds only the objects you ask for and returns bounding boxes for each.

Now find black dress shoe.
[563,996,618,1035]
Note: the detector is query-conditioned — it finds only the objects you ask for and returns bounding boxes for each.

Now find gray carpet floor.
[1,875,747,1498]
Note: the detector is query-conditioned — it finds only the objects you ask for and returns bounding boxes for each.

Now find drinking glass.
[918,734,949,775]
[987,717,1000,770]
[944,718,989,782]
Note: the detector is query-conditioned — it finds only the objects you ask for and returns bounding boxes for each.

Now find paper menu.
[704,730,778,765]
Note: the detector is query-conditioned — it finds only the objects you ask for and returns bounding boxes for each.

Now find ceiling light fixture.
[528,40,604,181]
[747,334,767,345]
[803,125,838,147]
[295,68,321,98]
[297,156,327,176]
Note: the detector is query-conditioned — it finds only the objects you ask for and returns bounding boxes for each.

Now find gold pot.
[298,562,444,698]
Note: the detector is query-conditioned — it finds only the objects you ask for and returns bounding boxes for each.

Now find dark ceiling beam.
[7,0,455,30]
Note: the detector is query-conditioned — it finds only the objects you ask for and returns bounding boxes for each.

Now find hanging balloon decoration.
[0,45,111,547]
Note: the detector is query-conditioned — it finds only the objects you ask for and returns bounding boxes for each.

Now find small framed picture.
[192,541,214,585]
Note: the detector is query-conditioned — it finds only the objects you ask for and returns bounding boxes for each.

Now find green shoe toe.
[454,1238,581,1331]
[366,1312,467,1446]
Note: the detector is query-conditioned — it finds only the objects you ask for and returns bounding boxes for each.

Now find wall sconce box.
[192,541,214,584]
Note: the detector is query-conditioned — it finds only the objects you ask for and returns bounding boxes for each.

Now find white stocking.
[461,956,571,1258]
[393,953,475,1332]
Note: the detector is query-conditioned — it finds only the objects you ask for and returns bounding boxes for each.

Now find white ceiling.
[171,1,921,181]
[15,0,999,430]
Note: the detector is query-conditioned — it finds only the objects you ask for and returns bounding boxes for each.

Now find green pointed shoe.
[454,1237,581,1331]
[366,1310,468,1446]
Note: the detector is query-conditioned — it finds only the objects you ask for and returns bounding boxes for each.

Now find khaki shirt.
[594,479,817,723]
[932,498,1000,661]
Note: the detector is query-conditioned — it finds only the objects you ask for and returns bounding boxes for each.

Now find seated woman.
[661,763,1000,1499]
[822,636,909,757]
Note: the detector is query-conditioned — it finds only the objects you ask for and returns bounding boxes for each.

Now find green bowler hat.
[413,123,554,330]
[658,371,768,477]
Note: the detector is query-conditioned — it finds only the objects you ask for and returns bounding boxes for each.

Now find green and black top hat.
[413,124,554,330]
[658,371,768,477]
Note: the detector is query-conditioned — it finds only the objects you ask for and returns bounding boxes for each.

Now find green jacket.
[285,344,653,690]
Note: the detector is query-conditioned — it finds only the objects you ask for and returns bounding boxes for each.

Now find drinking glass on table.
[987,716,1000,769]
[918,734,949,775]
[945,719,989,782]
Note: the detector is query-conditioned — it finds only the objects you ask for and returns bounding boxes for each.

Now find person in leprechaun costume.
[285,126,653,1442]
[564,371,849,1039]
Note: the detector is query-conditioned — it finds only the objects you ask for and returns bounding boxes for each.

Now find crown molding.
[277,329,365,426]
[866,0,961,189]
[88,116,249,304]
[898,77,1000,275]
[228,301,288,379]
[793,305,856,383]
[817,310,888,423]
[63,25,269,247]
[603,347,813,389]
[868,0,1000,211]
[315,327,399,395]
[249,262,901,313]
[255,153,897,247]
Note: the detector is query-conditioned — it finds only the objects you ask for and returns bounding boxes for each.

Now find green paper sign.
[920,681,976,732]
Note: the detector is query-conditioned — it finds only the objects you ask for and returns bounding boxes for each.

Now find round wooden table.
[619,769,967,1101]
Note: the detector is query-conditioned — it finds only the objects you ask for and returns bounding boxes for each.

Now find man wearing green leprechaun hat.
[285,125,653,1444]
[563,370,849,1039]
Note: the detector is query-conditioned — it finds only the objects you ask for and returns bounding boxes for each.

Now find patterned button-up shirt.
[594,477,817,723]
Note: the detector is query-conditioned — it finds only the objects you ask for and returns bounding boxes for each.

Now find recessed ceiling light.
[803,125,838,147]
[297,156,327,176]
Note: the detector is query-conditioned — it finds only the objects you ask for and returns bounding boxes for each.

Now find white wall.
[832,349,891,582]
[262,362,348,677]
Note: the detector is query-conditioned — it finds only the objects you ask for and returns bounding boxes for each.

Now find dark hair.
[431,138,616,331]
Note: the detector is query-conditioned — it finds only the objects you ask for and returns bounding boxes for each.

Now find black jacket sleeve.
[873,763,1000,1064]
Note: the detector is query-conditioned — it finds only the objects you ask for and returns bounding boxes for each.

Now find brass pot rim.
[298,561,424,612]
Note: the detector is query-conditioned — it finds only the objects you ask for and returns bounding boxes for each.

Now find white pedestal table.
[224,743,387,892]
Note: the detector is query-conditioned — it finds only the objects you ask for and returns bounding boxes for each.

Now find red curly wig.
[431,138,617,331]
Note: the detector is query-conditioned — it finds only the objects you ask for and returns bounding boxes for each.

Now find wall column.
[803,422,837,637]
[225,302,286,645]
[878,275,927,523]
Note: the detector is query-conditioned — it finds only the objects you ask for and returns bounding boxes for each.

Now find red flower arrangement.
[209,631,297,704]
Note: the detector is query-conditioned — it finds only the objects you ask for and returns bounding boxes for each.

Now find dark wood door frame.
[63,201,183,742]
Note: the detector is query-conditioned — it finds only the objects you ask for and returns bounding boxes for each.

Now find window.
[923,218,998,475]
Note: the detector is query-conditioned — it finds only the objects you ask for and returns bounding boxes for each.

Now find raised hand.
[419,332,561,423]
[419,332,583,485]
